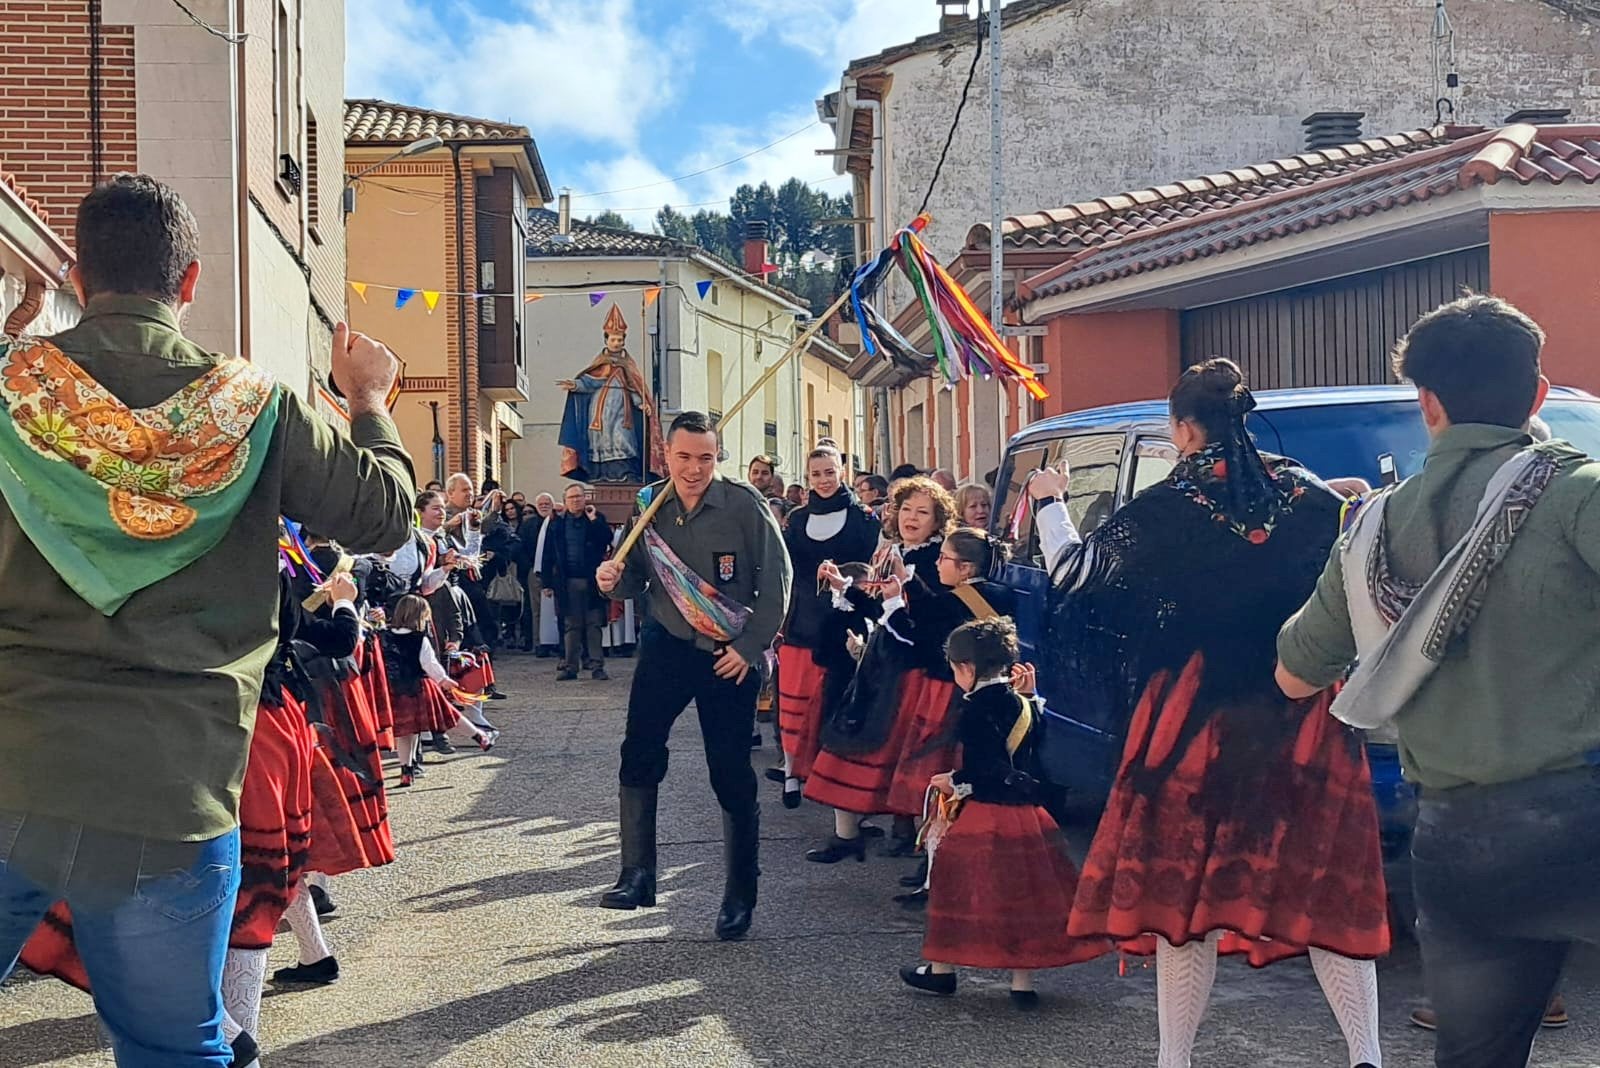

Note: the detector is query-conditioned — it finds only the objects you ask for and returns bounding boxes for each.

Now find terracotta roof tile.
[343,99,531,145]
[968,129,1446,256]
[1019,124,1600,302]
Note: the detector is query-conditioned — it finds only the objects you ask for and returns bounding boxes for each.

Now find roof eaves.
[843,0,1074,74]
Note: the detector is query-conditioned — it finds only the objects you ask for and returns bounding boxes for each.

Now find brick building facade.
[0,0,347,414]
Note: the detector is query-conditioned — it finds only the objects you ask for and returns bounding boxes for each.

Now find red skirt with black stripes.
[924,801,1107,970]
[389,679,461,738]
[314,675,394,869]
[777,645,826,781]
[1067,656,1390,966]
[232,695,316,949]
[805,669,952,817]
[356,636,395,750]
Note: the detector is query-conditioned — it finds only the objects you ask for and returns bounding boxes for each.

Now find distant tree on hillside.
[588,210,633,231]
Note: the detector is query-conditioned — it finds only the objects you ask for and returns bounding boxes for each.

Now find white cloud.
[345,0,688,149]
[575,111,846,230]
[710,0,1017,73]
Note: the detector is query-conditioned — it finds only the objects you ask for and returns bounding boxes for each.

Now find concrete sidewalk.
[3,652,1597,1066]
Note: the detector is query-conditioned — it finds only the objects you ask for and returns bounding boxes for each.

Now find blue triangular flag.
[589,292,606,307]
[696,280,713,300]
[396,288,417,309]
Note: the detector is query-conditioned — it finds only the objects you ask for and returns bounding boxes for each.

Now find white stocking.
[459,704,495,730]
[1309,948,1382,1067]
[833,809,861,840]
[220,1009,242,1043]
[396,733,420,768]
[1155,932,1220,1068]
[284,880,333,965]
[220,947,268,1040]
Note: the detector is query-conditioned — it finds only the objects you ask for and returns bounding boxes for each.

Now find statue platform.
[586,482,645,526]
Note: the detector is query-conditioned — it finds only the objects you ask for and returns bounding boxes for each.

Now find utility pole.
[988,0,1003,333]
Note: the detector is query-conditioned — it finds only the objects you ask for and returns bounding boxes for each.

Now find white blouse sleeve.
[418,636,453,686]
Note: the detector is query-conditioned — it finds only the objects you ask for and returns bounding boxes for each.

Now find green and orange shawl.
[0,334,280,615]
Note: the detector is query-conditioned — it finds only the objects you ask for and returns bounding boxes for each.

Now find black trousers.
[1415,765,1600,1068]
[619,623,758,818]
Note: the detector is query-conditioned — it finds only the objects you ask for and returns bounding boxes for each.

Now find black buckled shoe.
[900,856,930,888]
[271,956,340,986]
[805,834,866,864]
[600,866,656,910]
[230,1029,261,1068]
[899,964,956,996]
[308,883,336,917]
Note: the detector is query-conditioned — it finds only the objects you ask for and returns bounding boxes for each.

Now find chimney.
[557,189,572,235]
[938,1,969,32]
[743,220,770,277]
[1505,107,1571,126]
[1302,111,1365,152]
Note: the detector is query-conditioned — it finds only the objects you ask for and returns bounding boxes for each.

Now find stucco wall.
[869,0,1600,314]
[514,255,809,495]
[801,354,862,475]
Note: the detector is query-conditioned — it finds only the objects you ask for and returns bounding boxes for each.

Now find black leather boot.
[601,786,658,910]
[715,806,760,941]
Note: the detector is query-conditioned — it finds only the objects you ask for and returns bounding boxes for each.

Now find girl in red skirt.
[900,618,1103,1008]
[1037,359,1387,1068]
[774,446,879,807]
[806,481,1014,862]
[382,594,495,788]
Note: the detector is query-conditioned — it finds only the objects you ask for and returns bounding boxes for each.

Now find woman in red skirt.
[773,446,879,807]
[382,594,494,788]
[806,482,1014,862]
[901,619,1104,1007]
[1036,359,1387,1068]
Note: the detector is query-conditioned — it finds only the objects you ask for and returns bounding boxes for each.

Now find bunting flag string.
[847,213,1049,401]
[348,280,692,308]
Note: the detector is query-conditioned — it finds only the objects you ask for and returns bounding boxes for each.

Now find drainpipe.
[231,0,247,361]
[845,81,894,472]
[451,143,470,475]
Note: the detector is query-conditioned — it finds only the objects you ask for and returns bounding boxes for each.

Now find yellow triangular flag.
[643,286,661,308]
[524,293,544,303]
[350,281,368,303]
[423,290,441,314]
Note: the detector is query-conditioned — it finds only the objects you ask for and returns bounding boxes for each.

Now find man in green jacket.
[1277,295,1600,1068]
[595,411,792,941]
[0,175,415,1066]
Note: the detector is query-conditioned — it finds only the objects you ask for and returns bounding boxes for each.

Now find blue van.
[990,384,1600,863]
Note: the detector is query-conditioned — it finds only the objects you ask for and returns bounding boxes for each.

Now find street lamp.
[342,135,445,212]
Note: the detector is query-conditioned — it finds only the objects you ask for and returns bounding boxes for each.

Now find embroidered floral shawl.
[0,335,280,614]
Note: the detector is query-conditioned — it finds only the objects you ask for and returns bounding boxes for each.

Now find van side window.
[993,444,1050,562]
[995,433,1126,567]
[1130,438,1179,497]
[1049,433,1125,534]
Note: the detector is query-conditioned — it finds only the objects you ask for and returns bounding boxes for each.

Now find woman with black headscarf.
[1034,359,1388,1068]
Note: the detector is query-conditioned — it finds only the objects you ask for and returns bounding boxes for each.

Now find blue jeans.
[0,809,239,1067]
[1413,766,1600,1068]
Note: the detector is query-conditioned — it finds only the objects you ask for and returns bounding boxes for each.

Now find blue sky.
[343,0,970,227]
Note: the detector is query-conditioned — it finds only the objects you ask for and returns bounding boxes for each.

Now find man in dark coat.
[515,492,557,654]
[542,483,614,680]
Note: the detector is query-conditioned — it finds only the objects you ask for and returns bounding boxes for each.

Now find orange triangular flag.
[423,290,441,314]
[350,281,368,303]
[524,293,544,303]
[643,286,661,307]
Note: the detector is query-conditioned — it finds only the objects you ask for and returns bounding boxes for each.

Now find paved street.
[2,653,1597,1067]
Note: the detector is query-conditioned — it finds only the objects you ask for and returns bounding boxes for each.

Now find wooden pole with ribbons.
[611,287,854,564]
